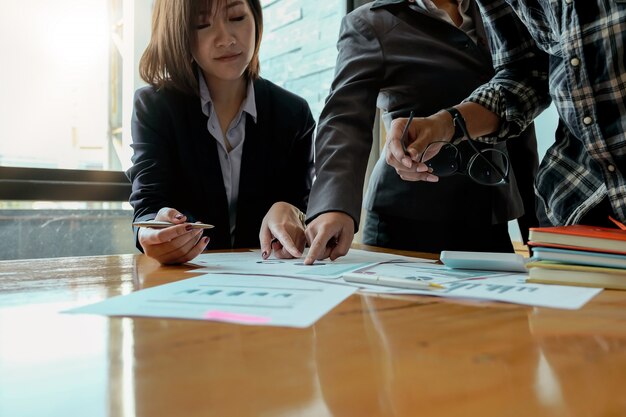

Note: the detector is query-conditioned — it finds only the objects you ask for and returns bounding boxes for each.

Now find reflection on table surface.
[1,249,626,417]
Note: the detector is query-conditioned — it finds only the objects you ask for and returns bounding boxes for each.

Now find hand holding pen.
[133,220,213,230]
[385,111,444,183]
[135,207,210,265]
[399,110,415,156]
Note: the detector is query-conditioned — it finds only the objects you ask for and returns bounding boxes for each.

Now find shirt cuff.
[465,84,526,143]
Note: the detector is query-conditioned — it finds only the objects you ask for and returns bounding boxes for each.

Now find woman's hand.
[385,111,454,182]
[304,211,354,265]
[259,202,307,259]
[138,207,209,264]
[386,104,501,182]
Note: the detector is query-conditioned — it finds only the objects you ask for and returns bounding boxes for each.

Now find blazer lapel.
[238,79,270,191]
[235,79,270,244]
[185,94,231,245]
[381,0,495,72]
[371,0,405,8]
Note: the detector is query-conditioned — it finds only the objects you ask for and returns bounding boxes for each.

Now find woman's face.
[191,0,256,88]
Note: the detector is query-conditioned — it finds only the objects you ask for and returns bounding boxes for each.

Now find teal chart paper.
[65,274,356,328]
[187,248,435,280]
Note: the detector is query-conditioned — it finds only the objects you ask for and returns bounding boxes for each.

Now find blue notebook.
[531,246,626,269]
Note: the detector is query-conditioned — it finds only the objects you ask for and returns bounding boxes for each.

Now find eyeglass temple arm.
[455,116,509,183]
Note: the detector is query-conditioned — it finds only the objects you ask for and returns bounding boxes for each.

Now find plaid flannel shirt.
[466,0,626,225]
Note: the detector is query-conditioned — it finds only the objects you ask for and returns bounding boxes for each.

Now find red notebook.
[528,241,626,255]
[528,225,626,253]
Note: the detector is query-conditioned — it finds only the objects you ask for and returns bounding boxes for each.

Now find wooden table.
[1,249,626,417]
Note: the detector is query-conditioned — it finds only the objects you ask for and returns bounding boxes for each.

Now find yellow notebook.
[526,261,626,290]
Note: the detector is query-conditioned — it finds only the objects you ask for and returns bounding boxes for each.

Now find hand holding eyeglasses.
[386,108,509,186]
[385,111,456,182]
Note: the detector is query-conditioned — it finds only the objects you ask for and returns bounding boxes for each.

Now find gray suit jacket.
[307,0,537,229]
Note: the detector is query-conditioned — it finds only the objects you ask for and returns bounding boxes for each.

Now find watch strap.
[444,107,466,141]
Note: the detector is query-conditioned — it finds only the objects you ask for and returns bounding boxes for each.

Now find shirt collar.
[412,0,469,14]
[198,68,258,123]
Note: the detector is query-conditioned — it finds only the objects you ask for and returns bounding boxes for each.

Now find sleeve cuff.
[465,84,527,143]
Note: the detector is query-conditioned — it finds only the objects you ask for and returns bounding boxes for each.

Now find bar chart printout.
[348,262,602,309]
[65,274,356,327]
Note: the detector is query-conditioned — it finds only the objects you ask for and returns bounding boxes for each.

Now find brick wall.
[259,0,346,119]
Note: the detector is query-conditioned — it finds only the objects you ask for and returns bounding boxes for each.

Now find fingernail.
[426,175,439,183]
[262,251,268,259]
[185,225,193,231]
[204,237,210,245]
[175,214,184,220]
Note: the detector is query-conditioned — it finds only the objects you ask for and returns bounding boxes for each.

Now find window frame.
[0,166,131,202]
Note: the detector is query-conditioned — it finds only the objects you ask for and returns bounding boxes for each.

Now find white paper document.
[187,248,435,280]
[64,274,356,328]
[344,262,602,310]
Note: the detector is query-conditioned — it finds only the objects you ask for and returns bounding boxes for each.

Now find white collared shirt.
[198,70,257,245]
[411,0,477,44]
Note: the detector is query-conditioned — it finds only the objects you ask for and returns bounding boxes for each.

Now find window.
[0,0,142,259]
[0,0,116,171]
[0,0,345,259]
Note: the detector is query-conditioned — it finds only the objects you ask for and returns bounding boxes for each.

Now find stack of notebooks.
[526,225,626,290]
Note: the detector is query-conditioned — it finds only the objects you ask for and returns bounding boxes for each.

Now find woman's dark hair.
[139,0,263,95]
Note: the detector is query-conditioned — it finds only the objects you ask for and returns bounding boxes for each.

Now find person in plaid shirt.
[386,0,626,228]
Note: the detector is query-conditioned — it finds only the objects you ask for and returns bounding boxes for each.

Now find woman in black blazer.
[127,0,314,264]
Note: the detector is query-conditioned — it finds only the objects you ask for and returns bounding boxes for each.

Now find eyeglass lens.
[422,143,459,176]
[421,142,509,185]
[468,149,509,185]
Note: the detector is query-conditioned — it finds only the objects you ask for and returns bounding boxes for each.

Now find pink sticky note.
[203,310,271,324]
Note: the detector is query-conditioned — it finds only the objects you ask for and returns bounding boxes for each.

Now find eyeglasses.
[418,112,509,186]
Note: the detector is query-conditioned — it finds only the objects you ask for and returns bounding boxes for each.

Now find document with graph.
[186,248,435,280]
[64,274,356,328]
[345,261,602,310]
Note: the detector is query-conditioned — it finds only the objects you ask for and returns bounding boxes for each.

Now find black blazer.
[127,78,315,250]
[307,0,538,228]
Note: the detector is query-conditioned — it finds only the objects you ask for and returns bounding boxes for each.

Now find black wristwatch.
[444,107,466,141]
